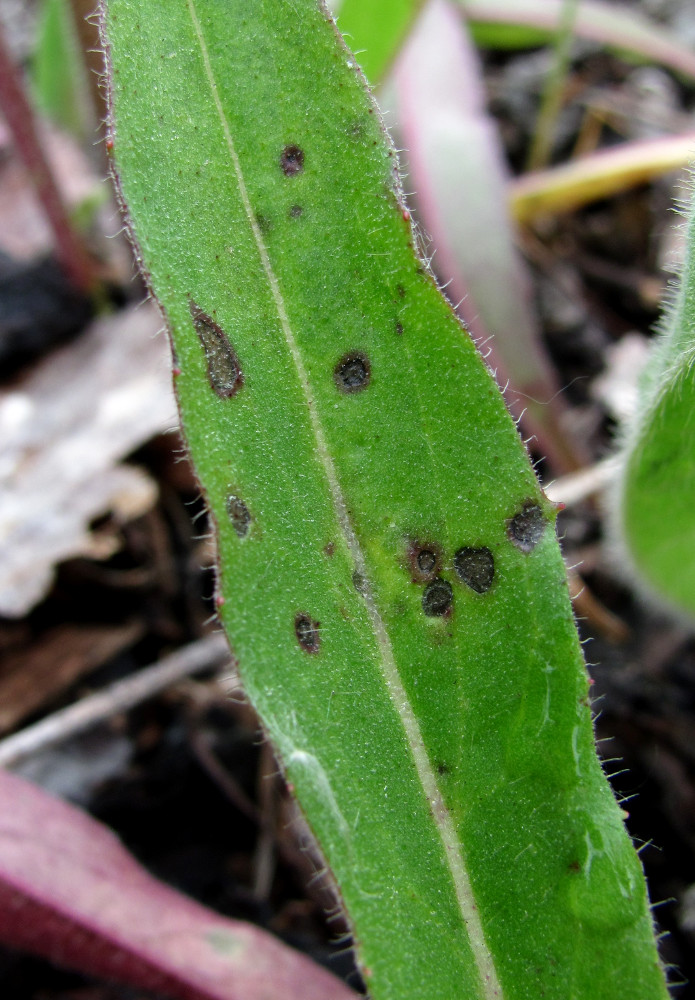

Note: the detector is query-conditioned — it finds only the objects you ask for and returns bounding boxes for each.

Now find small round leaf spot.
[422,579,453,617]
[334,352,371,393]
[226,495,251,538]
[295,613,320,653]
[289,204,303,218]
[408,541,440,582]
[417,549,436,574]
[453,546,495,594]
[507,501,546,553]
[280,145,304,176]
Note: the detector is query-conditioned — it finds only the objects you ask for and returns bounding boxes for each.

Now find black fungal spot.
[453,546,495,594]
[226,495,251,538]
[352,571,367,595]
[396,284,406,298]
[422,579,453,617]
[280,145,304,177]
[395,321,404,336]
[289,204,303,219]
[507,501,546,553]
[437,762,449,776]
[295,613,320,653]
[334,352,371,393]
[189,300,243,398]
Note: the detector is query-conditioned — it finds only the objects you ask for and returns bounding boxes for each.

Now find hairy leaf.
[392,0,583,474]
[102,2,669,998]
[613,190,695,619]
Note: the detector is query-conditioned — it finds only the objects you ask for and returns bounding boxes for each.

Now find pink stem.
[0,23,97,293]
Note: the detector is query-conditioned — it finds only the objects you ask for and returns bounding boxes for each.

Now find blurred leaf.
[334,0,426,83]
[32,0,93,143]
[613,187,695,619]
[0,769,356,1000]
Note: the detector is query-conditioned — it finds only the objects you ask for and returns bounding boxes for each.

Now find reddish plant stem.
[0,22,97,293]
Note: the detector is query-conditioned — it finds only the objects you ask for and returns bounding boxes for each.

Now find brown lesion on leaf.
[422,579,453,617]
[294,613,320,653]
[280,145,304,177]
[334,351,371,394]
[453,546,495,594]
[506,500,546,553]
[407,540,441,583]
[226,495,251,538]
[189,300,243,398]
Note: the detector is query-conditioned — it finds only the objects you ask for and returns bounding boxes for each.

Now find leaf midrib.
[184,2,503,995]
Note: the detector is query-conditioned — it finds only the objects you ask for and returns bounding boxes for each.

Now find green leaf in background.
[32,0,93,142]
[613,189,695,620]
[332,0,425,84]
[102,1,669,997]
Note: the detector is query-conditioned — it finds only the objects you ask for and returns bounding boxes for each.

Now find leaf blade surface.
[103,3,669,998]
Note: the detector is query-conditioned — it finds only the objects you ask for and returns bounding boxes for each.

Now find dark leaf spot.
[395,321,404,336]
[437,762,449,776]
[507,501,546,553]
[422,579,453,617]
[226,495,251,538]
[189,300,243,398]
[568,860,581,873]
[255,212,272,234]
[408,542,440,582]
[396,284,406,298]
[417,550,436,574]
[352,571,367,595]
[280,145,304,177]
[295,613,320,653]
[324,542,335,557]
[289,204,303,218]
[453,547,495,594]
[334,352,370,393]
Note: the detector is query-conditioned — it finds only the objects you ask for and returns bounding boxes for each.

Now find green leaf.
[332,0,425,83]
[32,0,92,142]
[614,190,695,619]
[102,2,669,998]
[391,0,584,474]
